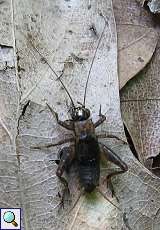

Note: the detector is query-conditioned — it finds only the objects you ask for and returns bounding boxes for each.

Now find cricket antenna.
[83,13,108,107]
[28,38,76,109]
[57,75,76,109]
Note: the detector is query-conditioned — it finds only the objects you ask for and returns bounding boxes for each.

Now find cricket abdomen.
[79,161,99,192]
[76,135,100,193]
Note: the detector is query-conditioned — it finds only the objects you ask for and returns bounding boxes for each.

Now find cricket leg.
[99,142,128,197]
[30,136,75,149]
[94,105,106,128]
[97,133,127,144]
[56,145,75,208]
[46,103,74,130]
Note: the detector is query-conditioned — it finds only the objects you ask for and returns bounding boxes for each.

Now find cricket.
[30,13,128,211]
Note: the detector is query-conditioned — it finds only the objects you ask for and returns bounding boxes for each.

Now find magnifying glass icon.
[3,211,18,227]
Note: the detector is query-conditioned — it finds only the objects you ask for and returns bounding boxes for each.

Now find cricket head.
[71,104,90,121]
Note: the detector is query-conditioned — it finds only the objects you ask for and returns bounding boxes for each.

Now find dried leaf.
[121,48,160,170]
[1,1,160,230]
[15,0,128,229]
[0,46,22,220]
[114,0,160,171]
[118,25,158,89]
[0,1,13,45]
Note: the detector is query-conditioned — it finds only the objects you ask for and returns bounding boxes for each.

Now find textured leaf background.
[0,1,160,230]
[114,0,160,173]
[118,25,158,89]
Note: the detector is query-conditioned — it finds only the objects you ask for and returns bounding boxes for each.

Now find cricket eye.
[84,109,90,119]
[78,109,83,116]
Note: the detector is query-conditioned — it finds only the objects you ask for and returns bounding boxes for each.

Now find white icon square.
[1,208,21,230]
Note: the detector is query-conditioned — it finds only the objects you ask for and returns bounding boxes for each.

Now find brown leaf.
[120,46,160,172]
[1,0,160,230]
[114,0,160,172]
[118,25,158,89]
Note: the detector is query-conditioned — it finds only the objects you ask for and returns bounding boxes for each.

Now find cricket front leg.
[56,145,75,208]
[94,105,106,128]
[99,142,128,197]
[46,103,74,130]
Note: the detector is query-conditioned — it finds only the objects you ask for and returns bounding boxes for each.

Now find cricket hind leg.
[99,142,128,197]
[56,145,75,209]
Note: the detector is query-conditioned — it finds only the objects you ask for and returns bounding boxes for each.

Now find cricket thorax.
[74,119,96,140]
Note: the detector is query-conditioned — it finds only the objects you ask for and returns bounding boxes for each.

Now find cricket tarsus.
[96,187,121,210]
[67,188,85,214]
[58,189,71,211]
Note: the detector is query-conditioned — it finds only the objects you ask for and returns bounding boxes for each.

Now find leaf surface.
[0,1,160,230]
[118,25,158,89]
[115,0,160,171]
